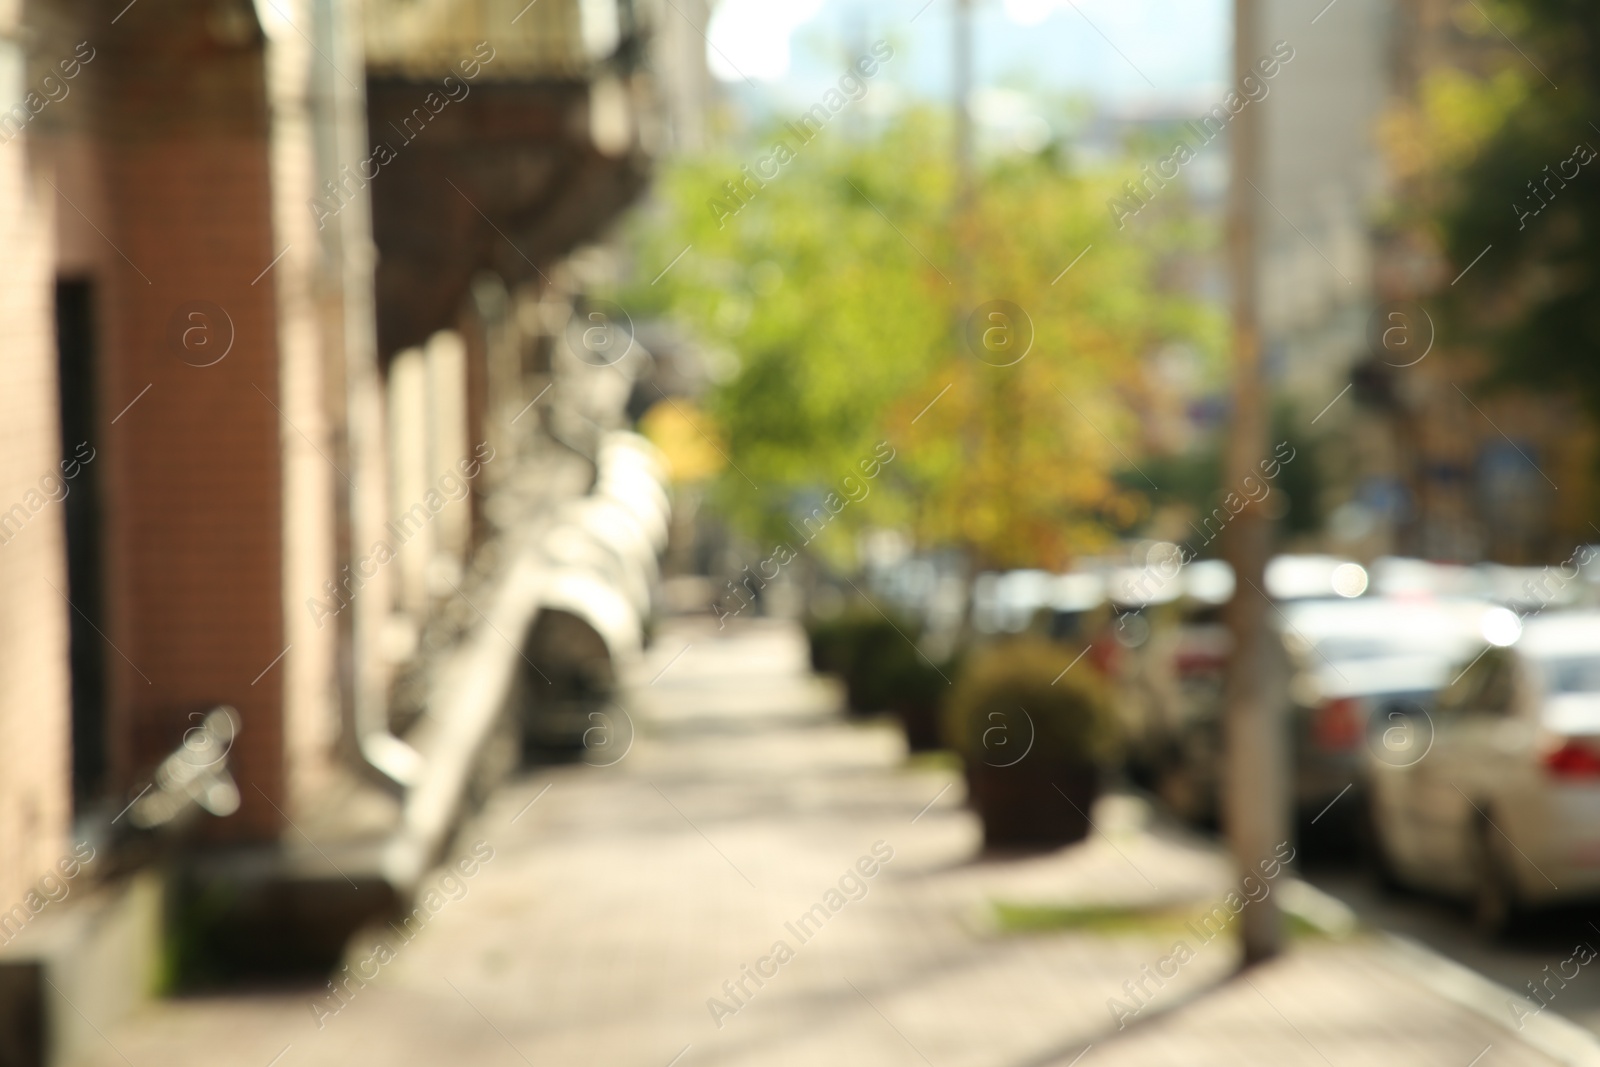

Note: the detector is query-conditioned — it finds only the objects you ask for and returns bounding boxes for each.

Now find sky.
[704,0,1232,115]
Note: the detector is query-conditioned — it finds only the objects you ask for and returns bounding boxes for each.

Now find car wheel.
[1469,818,1518,938]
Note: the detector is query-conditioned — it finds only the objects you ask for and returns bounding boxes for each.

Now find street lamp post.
[1220,0,1286,965]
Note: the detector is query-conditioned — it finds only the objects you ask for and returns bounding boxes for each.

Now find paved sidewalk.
[76,618,1576,1067]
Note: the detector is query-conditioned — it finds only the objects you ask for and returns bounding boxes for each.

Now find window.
[1536,655,1600,695]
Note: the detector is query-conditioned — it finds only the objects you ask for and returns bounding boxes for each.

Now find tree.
[1391,1,1600,417]
[625,108,1220,570]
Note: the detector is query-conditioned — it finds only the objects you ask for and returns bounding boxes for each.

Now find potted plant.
[944,638,1118,847]
[807,609,960,752]
[806,609,920,716]
[884,647,957,752]
[805,612,862,678]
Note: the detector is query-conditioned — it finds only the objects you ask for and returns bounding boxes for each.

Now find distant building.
[1258,0,1390,403]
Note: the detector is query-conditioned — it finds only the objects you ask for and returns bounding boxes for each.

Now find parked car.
[1278,596,1499,833]
[1368,610,1600,932]
[1143,607,1230,825]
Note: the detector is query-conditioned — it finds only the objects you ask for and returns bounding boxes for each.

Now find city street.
[71,619,1573,1067]
[6,2,1597,1063]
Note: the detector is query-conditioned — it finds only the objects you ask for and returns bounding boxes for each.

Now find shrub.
[944,638,1118,769]
[806,609,924,715]
[884,647,958,751]
[806,613,864,677]
[944,638,1119,846]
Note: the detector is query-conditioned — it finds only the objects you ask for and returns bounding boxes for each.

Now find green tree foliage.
[1404,2,1600,413]
[626,109,1219,569]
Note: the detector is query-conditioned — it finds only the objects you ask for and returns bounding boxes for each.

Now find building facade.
[1,0,676,1057]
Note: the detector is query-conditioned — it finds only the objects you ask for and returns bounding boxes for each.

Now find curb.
[1280,877,1600,1066]
[1379,933,1600,1067]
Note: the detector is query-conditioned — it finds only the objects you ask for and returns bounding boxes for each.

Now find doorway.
[55,278,107,811]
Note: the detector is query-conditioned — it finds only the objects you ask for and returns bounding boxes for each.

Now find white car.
[1277,596,1498,823]
[1368,610,1600,932]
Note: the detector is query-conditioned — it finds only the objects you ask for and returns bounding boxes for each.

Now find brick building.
[0,0,675,1059]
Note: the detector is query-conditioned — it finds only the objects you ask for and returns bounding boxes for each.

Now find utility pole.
[951,0,975,314]
[1220,0,1285,964]
[953,0,974,221]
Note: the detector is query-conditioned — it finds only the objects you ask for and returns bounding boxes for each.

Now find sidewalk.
[73,618,1583,1067]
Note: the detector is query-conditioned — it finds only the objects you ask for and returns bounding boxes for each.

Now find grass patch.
[1284,909,1339,940]
[990,900,1346,940]
[904,749,961,773]
[991,901,1192,936]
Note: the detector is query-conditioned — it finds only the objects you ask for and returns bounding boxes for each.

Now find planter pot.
[893,701,943,752]
[844,669,888,717]
[964,755,1098,847]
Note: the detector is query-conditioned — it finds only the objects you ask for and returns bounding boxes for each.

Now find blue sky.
[706,0,1232,114]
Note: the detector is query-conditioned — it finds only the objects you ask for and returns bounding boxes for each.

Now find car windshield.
[1536,655,1600,694]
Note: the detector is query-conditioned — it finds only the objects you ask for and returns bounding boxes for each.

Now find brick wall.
[96,3,285,840]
